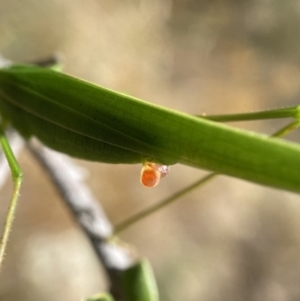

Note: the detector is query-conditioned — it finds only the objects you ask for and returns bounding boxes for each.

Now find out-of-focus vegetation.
[0,1,300,300]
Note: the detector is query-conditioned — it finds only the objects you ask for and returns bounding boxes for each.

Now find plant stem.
[113,172,217,235]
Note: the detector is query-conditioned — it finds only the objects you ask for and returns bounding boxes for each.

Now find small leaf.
[121,259,159,301]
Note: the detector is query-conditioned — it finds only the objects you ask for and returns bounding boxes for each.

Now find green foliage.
[0,64,299,193]
[82,259,159,301]
[120,259,159,301]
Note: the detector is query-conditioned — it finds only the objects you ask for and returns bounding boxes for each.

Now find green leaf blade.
[0,65,300,193]
[120,259,159,301]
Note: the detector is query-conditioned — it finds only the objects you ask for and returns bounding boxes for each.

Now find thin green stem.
[271,120,300,138]
[113,172,217,235]
[0,125,23,268]
[201,105,300,122]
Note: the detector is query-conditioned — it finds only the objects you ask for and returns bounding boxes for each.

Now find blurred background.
[1,1,300,300]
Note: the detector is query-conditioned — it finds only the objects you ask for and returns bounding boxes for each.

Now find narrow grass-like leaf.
[0,65,299,193]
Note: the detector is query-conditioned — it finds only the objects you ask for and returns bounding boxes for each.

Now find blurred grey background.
[1,1,300,300]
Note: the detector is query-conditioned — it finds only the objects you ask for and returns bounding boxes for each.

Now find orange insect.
[140,162,170,188]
